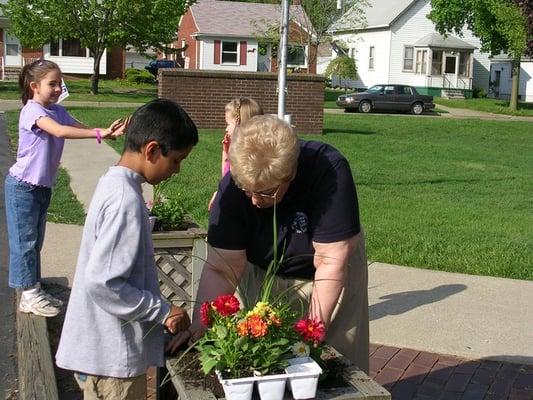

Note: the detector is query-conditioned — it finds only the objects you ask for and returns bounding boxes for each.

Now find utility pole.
[277,0,290,121]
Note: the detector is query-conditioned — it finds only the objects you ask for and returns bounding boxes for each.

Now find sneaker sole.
[19,304,60,317]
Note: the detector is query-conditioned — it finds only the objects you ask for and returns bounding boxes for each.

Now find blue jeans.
[4,174,51,289]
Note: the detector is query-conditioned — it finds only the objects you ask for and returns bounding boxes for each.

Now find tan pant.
[75,373,147,400]
[239,231,369,373]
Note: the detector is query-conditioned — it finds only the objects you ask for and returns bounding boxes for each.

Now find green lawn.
[106,112,532,280]
[435,97,533,117]
[6,106,531,280]
[0,78,157,103]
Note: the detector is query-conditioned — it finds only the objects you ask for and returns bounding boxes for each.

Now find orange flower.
[237,320,249,336]
[247,315,268,337]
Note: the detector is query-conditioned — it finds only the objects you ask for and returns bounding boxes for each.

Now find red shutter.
[240,41,247,65]
[214,40,221,64]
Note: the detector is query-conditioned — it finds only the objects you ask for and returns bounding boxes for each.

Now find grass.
[435,97,533,117]
[0,78,157,103]
[105,112,533,280]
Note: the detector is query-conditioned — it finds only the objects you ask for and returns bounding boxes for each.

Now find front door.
[257,45,271,72]
[444,53,458,88]
[4,33,22,66]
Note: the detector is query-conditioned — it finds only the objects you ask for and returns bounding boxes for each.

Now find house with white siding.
[329,0,491,97]
[176,0,317,74]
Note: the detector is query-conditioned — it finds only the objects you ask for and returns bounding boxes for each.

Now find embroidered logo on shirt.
[290,212,308,234]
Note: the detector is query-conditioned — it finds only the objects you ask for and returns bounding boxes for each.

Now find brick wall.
[175,10,198,69]
[158,69,324,134]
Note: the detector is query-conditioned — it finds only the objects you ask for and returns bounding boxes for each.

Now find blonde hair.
[229,115,299,190]
[225,97,263,126]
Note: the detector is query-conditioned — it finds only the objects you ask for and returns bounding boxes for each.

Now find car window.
[398,86,413,95]
[367,85,384,94]
[384,86,395,95]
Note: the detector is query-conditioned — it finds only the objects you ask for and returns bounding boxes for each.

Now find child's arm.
[35,116,125,140]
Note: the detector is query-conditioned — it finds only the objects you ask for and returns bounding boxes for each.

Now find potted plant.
[193,205,324,400]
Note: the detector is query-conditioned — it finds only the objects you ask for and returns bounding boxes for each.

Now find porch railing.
[23,57,40,66]
[1,58,4,81]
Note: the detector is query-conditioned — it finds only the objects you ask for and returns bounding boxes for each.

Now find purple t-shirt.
[9,100,76,187]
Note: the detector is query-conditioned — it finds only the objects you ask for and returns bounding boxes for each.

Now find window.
[50,40,60,56]
[415,49,427,74]
[368,46,375,70]
[288,45,306,66]
[221,41,238,64]
[459,52,470,76]
[398,86,413,95]
[431,50,443,75]
[403,46,414,71]
[62,38,86,57]
[384,85,395,95]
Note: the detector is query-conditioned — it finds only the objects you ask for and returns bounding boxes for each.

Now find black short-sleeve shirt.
[208,140,361,279]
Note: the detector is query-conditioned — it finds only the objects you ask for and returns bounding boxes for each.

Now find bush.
[473,87,487,98]
[124,68,155,84]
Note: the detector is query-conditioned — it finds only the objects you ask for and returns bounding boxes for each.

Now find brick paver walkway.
[370,344,533,400]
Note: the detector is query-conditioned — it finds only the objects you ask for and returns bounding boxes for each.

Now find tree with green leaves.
[1,0,194,94]
[324,55,357,92]
[247,0,366,73]
[429,0,529,110]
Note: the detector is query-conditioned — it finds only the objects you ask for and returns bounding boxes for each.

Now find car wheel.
[358,100,372,113]
[411,102,424,115]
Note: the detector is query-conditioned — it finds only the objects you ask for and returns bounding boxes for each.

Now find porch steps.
[441,89,466,100]
[2,67,21,81]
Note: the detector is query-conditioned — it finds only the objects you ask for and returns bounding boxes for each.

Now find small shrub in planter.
[149,180,191,231]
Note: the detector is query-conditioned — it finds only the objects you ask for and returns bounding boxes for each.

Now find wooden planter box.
[153,228,390,399]
[152,228,207,314]
[161,346,390,400]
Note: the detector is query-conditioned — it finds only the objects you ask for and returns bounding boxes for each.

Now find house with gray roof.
[175,0,317,73]
[329,0,491,98]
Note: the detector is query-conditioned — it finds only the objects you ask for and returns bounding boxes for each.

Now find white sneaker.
[19,292,61,317]
[40,290,64,307]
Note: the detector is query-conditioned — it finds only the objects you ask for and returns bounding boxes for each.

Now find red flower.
[294,318,326,344]
[200,302,212,326]
[212,294,241,316]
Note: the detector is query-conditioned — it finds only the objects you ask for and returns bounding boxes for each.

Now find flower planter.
[216,372,255,400]
[160,346,391,400]
[285,357,322,399]
[152,227,207,314]
[254,372,288,400]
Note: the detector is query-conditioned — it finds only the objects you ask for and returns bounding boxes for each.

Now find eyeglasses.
[243,184,281,200]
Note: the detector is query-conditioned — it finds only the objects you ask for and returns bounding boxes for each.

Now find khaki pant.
[239,231,369,373]
[74,373,147,400]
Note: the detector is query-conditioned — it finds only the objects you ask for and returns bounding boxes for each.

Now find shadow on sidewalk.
[370,284,466,321]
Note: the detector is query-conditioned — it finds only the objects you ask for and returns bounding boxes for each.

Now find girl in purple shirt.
[5,60,125,317]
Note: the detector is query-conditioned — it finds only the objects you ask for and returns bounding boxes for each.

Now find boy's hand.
[165,320,206,354]
[164,305,190,335]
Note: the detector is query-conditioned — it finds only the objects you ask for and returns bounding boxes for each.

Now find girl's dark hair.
[124,99,198,155]
[19,59,61,105]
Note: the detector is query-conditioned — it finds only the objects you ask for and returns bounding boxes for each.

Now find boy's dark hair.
[19,59,61,105]
[124,99,198,155]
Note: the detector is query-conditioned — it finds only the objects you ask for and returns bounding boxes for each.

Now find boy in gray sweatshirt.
[56,99,198,399]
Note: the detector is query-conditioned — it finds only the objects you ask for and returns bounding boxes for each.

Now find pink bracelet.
[95,128,102,144]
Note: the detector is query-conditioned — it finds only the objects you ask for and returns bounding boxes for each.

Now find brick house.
[175,0,317,74]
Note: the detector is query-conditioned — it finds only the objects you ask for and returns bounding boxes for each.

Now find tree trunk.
[509,59,520,111]
[90,50,104,95]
